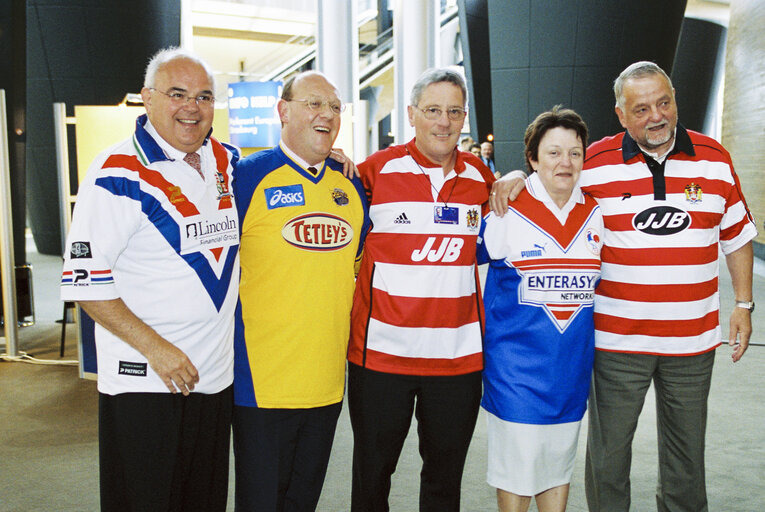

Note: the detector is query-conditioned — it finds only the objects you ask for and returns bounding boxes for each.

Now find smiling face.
[278,73,341,165]
[615,73,678,156]
[530,126,584,207]
[408,81,465,167]
[141,58,214,153]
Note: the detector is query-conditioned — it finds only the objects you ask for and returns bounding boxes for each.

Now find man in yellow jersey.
[231,70,369,511]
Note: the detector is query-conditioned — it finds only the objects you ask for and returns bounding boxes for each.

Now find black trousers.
[232,402,342,512]
[348,363,482,512]
[98,386,233,512]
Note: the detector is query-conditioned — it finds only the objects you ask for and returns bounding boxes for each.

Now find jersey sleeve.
[718,156,758,254]
[60,154,142,301]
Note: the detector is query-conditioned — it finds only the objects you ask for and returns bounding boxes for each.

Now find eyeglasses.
[150,88,215,107]
[288,97,346,115]
[414,106,467,121]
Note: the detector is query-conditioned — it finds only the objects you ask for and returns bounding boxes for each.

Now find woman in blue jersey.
[477,106,602,512]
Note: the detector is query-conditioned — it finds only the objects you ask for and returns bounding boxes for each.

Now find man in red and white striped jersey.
[491,61,757,512]
[347,68,495,511]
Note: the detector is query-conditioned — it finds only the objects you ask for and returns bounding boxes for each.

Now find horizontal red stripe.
[594,311,718,337]
[369,172,490,207]
[512,258,600,270]
[357,349,483,376]
[103,154,200,217]
[721,216,755,241]
[371,289,478,328]
[600,244,718,266]
[596,278,718,302]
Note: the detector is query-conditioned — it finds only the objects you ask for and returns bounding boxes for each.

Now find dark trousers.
[98,386,233,512]
[347,363,482,512]
[585,350,715,512]
[232,402,342,512]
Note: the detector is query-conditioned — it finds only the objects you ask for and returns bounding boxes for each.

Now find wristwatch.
[735,300,755,313]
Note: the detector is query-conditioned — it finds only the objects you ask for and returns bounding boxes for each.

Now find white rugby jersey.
[581,126,757,355]
[61,115,240,394]
[479,172,602,424]
[348,139,495,376]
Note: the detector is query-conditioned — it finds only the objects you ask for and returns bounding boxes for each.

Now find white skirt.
[486,411,581,496]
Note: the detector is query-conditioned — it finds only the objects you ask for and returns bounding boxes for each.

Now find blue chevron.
[95,175,238,311]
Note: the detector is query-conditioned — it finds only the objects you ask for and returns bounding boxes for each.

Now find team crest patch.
[332,188,349,206]
[684,182,702,203]
[585,228,601,255]
[216,171,231,199]
[466,208,479,231]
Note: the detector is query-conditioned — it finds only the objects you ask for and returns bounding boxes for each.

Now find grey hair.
[143,47,215,90]
[409,67,467,107]
[613,61,673,109]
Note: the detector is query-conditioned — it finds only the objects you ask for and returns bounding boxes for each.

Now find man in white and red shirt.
[61,48,239,512]
[347,68,495,511]
[491,61,756,512]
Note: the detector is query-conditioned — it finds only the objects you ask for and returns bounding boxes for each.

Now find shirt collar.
[133,113,211,165]
[279,141,325,171]
[406,138,466,175]
[621,123,695,163]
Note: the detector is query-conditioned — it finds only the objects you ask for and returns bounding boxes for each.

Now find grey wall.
[487,0,687,173]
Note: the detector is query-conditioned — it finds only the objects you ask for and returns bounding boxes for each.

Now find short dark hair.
[524,105,588,173]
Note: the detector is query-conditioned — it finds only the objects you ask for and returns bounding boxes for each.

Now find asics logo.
[265,185,305,209]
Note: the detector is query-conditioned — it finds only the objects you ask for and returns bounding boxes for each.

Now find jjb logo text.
[266,185,305,209]
[411,237,464,262]
[632,206,691,235]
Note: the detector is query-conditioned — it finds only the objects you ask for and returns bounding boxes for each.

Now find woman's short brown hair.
[524,105,588,173]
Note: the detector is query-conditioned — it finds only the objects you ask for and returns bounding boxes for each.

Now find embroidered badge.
[332,188,349,206]
[216,171,231,199]
[684,182,702,204]
[466,208,479,231]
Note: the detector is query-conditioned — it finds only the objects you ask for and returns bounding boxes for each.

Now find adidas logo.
[394,212,411,224]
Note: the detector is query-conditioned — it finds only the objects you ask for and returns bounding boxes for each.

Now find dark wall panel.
[0,0,26,264]
[27,0,181,255]
[487,0,687,173]
[671,17,726,135]
[457,0,493,142]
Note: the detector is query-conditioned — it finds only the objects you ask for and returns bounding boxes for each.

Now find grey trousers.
[584,349,715,512]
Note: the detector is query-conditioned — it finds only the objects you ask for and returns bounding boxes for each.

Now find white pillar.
[317,0,364,160]
[393,0,438,143]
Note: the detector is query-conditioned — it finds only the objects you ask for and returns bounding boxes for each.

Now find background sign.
[228,81,282,148]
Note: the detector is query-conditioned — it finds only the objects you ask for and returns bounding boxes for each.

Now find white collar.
[526,172,584,224]
[279,141,325,171]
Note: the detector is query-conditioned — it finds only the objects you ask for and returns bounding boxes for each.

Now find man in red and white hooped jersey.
[490,61,757,512]
[347,68,495,511]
